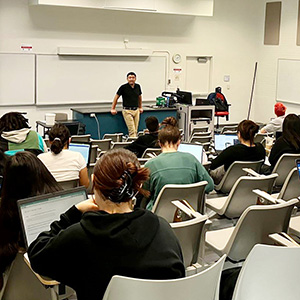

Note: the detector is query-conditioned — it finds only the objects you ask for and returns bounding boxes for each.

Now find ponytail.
[48,124,70,154]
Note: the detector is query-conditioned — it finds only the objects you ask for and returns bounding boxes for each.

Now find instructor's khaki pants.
[122,109,140,137]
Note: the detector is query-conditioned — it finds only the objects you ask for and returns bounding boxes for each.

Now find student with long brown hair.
[268,114,300,169]
[144,117,214,210]
[28,149,185,300]
[0,152,62,290]
[210,119,265,183]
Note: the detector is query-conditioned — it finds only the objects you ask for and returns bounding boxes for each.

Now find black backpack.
[207,92,228,112]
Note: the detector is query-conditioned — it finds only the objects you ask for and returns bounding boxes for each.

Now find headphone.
[107,171,135,203]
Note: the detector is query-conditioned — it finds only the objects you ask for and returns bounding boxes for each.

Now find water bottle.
[166,97,170,107]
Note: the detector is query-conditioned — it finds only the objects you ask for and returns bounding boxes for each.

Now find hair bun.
[161,116,178,127]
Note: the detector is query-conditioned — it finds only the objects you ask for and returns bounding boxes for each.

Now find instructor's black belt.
[123,107,138,110]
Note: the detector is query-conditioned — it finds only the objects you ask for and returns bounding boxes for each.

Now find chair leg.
[215,116,221,133]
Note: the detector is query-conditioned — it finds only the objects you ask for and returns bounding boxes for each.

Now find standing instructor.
[111,72,143,137]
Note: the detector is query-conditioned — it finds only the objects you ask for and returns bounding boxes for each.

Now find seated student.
[0,152,62,291]
[125,116,159,157]
[0,112,47,155]
[210,120,265,184]
[38,124,89,188]
[28,149,185,300]
[143,117,214,210]
[260,102,286,134]
[268,114,300,169]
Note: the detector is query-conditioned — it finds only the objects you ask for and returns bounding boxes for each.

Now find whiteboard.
[277,59,300,105]
[36,55,167,105]
[0,53,35,105]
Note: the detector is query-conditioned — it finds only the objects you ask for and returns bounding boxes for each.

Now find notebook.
[214,134,240,152]
[18,187,87,248]
[69,143,91,165]
[178,143,203,163]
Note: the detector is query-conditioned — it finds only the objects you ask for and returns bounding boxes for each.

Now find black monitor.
[177,90,192,105]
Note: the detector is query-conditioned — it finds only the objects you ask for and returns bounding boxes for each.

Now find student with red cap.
[260,102,286,134]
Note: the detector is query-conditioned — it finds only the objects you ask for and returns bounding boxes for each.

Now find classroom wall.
[253,0,300,122]
[0,0,265,129]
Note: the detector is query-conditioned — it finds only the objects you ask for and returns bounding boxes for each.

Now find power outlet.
[90,113,96,118]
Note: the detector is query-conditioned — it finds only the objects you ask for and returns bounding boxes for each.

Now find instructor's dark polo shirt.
[117,83,142,108]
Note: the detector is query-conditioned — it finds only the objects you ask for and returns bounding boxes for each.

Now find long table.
[72,106,177,139]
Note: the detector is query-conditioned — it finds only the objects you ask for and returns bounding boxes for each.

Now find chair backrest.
[1,253,53,300]
[141,148,162,158]
[137,158,149,166]
[253,133,268,144]
[91,139,112,152]
[102,255,226,300]
[190,136,212,144]
[225,199,298,262]
[191,131,212,137]
[111,142,132,149]
[89,145,98,164]
[70,134,91,143]
[222,174,278,218]
[232,244,300,300]
[103,133,123,142]
[170,215,207,268]
[54,113,68,121]
[215,160,264,194]
[86,163,95,194]
[58,179,79,190]
[272,153,300,187]
[278,167,300,201]
[191,126,209,136]
[152,182,208,222]
[220,125,238,134]
[126,136,138,142]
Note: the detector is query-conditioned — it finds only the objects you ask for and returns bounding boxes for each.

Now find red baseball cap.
[274,102,286,117]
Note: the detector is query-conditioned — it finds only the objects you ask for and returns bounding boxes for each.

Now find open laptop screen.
[178,143,203,163]
[214,134,239,152]
[297,159,300,179]
[18,187,87,248]
[69,143,91,165]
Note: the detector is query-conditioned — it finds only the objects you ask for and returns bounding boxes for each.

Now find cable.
[90,113,100,139]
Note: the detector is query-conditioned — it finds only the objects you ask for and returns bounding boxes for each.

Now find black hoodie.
[28,206,185,300]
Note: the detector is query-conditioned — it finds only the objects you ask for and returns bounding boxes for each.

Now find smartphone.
[296,159,300,179]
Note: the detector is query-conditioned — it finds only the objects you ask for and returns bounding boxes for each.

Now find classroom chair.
[102,255,226,300]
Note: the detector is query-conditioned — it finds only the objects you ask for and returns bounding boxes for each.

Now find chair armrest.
[269,233,300,247]
[252,189,277,204]
[205,219,212,226]
[171,200,204,219]
[242,168,260,177]
[203,161,211,171]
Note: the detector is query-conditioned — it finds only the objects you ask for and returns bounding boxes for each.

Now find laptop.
[214,134,240,153]
[297,159,300,179]
[69,142,91,166]
[18,187,87,248]
[178,143,203,163]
